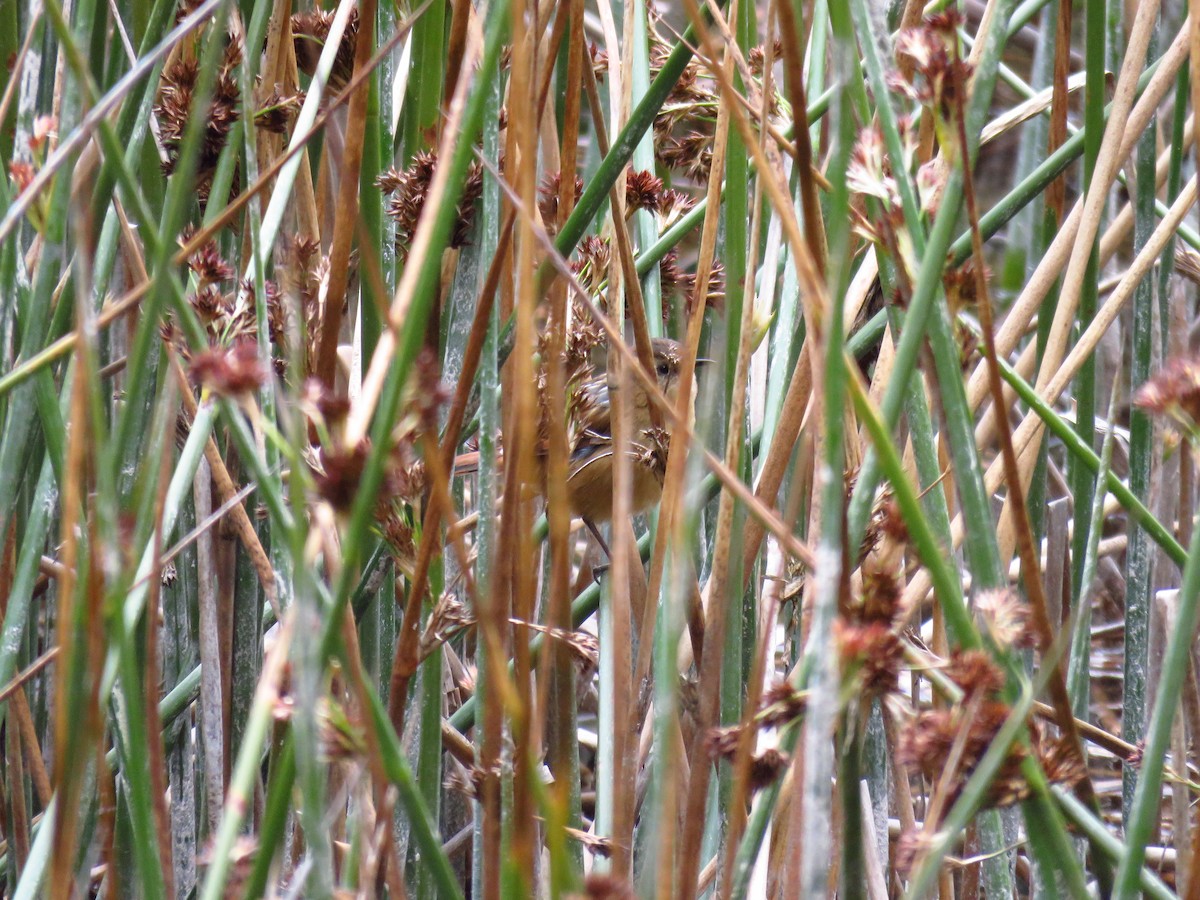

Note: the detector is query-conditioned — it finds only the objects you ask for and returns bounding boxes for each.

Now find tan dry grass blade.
[979,71,1090,147]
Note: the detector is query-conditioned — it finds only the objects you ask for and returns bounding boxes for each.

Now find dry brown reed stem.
[50,258,107,895]
[502,0,541,880]
[969,16,1187,417]
[169,354,279,615]
[984,0,1165,467]
[0,520,53,815]
[6,723,29,872]
[144,375,180,897]
[443,0,473,101]
[11,683,52,809]
[313,0,376,386]
[973,109,1196,458]
[774,0,826,276]
[979,174,1200,571]
[575,48,661,852]
[715,28,782,896]
[952,53,1099,825]
[367,13,483,715]
[337,609,409,897]
[193,458,226,838]
[538,0,584,850]
[1046,0,1074,223]
[638,63,728,793]
[670,3,757,896]
[900,33,1192,612]
[0,647,58,707]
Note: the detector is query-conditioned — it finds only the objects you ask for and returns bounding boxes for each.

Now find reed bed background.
[3,0,1200,896]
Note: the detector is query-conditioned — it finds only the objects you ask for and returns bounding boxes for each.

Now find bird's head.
[650,337,709,406]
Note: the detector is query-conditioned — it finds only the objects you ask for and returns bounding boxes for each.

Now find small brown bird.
[453,338,705,527]
[564,337,701,523]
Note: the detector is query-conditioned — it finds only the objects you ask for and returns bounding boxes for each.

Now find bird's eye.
[656,362,670,378]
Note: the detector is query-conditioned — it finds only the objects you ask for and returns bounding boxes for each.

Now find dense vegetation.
[2,0,1200,896]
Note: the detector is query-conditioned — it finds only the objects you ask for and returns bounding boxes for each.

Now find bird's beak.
[694,358,713,367]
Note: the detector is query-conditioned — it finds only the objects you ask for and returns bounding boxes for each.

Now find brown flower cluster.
[188,339,267,397]
[659,252,725,316]
[8,160,34,197]
[837,523,909,698]
[309,438,372,513]
[632,426,670,481]
[942,258,989,315]
[647,28,717,182]
[695,681,806,793]
[183,226,235,285]
[7,116,54,228]
[656,130,714,184]
[173,227,286,363]
[758,680,807,729]
[557,299,607,386]
[704,725,791,792]
[658,187,698,227]
[292,7,358,90]
[747,40,785,77]
[300,377,350,434]
[379,151,485,260]
[308,432,427,523]
[973,588,1035,651]
[571,235,613,294]
[537,170,584,233]
[154,37,242,203]
[846,118,930,252]
[254,86,302,136]
[569,874,636,900]
[367,438,428,575]
[317,697,367,761]
[624,169,666,215]
[420,594,476,660]
[535,310,608,457]
[1134,355,1200,431]
[156,10,311,203]
[892,12,973,154]
[897,649,1084,810]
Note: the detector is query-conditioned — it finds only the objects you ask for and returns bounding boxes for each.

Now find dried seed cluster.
[379,151,485,260]
[292,7,359,90]
[1134,355,1200,431]
[155,39,243,203]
